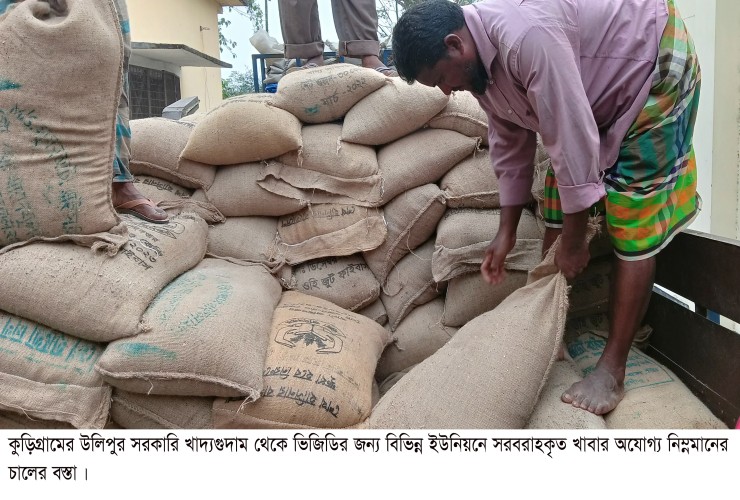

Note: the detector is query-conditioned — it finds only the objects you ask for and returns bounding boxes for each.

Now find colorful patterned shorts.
[543,0,701,261]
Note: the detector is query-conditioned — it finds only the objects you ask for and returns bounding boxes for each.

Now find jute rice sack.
[278,124,378,178]
[525,360,607,429]
[364,184,446,286]
[0,0,127,254]
[271,63,387,124]
[568,257,611,320]
[433,208,544,282]
[342,78,449,145]
[110,389,214,429]
[257,160,384,207]
[440,150,500,209]
[566,330,727,429]
[381,239,446,332]
[259,123,383,206]
[96,259,282,398]
[206,216,277,266]
[272,204,387,265]
[378,364,417,398]
[428,90,489,145]
[134,175,193,202]
[200,163,304,217]
[369,236,571,429]
[0,311,110,429]
[357,299,388,326]
[0,410,75,429]
[442,269,529,328]
[133,175,224,224]
[377,129,478,203]
[375,298,457,381]
[288,255,380,312]
[129,118,216,189]
[564,313,653,351]
[0,213,208,342]
[180,95,302,165]
[212,291,392,429]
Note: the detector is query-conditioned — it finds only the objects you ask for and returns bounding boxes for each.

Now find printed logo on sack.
[274,318,345,354]
[0,79,20,91]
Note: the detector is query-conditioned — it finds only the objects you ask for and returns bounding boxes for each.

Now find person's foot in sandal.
[361,55,398,77]
[112,181,169,224]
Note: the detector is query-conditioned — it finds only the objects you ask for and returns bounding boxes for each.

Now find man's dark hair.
[392,0,466,83]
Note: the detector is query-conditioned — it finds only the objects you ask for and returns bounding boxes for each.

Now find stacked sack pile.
[0,1,727,430]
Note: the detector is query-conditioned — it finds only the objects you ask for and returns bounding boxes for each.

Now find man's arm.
[516,25,604,277]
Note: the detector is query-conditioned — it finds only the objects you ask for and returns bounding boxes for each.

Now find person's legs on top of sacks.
[278,0,325,67]
[278,0,397,76]
[111,0,168,223]
[331,0,397,76]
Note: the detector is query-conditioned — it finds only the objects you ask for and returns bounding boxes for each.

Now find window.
[129,65,181,119]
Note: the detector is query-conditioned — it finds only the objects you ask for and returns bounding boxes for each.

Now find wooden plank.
[655,230,740,323]
[645,292,740,428]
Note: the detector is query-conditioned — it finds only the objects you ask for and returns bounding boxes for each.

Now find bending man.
[392,0,701,415]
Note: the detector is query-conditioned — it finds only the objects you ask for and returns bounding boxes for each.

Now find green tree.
[377,0,478,40]
[222,68,256,99]
[218,2,265,58]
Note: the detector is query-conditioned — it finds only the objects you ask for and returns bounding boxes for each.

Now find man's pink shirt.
[464,0,668,213]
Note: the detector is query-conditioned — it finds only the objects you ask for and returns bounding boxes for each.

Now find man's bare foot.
[112,181,168,223]
[561,364,624,415]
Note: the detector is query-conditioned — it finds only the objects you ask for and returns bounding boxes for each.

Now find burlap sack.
[381,239,446,332]
[0,311,111,429]
[342,78,449,145]
[428,90,489,145]
[566,331,727,429]
[206,216,277,267]
[0,410,75,429]
[564,313,653,351]
[378,364,417,398]
[271,63,387,124]
[369,237,571,429]
[134,175,193,201]
[201,163,304,217]
[0,214,208,342]
[377,129,478,203]
[181,96,302,165]
[213,291,392,429]
[288,255,380,312]
[0,0,127,254]
[433,208,544,282]
[259,123,383,205]
[568,257,611,320]
[272,204,386,265]
[364,184,446,286]
[96,259,282,397]
[357,299,388,326]
[129,118,216,189]
[525,360,607,429]
[278,123,378,178]
[110,389,214,429]
[133,175,224,224]
[440,150,500,209]
[442,269,529,327]
[376,298,456,381]
[257,160,384,207]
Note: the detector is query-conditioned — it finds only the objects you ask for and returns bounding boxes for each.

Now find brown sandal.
[115,198,169,224]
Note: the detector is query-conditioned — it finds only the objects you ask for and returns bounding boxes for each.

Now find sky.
[219,1,338,79]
